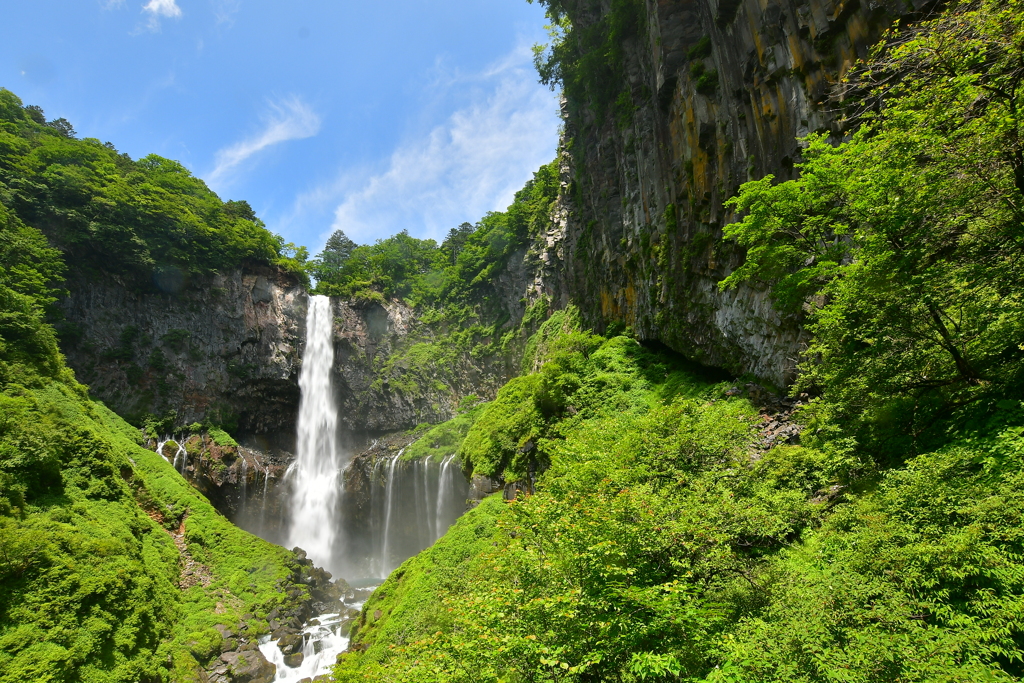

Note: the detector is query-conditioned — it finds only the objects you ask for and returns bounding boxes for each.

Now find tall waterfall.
[288,295,341,568]
[229,293,473,584]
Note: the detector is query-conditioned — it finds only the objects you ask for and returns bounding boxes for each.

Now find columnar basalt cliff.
[551,0,932,385]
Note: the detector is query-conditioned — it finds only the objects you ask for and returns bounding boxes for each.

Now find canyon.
[7,0,1020,681]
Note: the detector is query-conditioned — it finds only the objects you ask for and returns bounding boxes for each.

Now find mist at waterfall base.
[230,295,469,582]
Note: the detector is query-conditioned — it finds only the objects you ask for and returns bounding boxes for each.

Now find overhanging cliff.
[548,0,933,385]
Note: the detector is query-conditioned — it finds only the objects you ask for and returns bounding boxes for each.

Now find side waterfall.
[288,295,341,568]
[368,453,469,577]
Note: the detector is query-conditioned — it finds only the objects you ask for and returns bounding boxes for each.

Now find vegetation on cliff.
[338,316,1024,682]
[334,2,1024,681]
[309,158,559,308]
[529,0,646,125]
[720,0,1024,463]
[309,160,561,413]
[0,175,310,681]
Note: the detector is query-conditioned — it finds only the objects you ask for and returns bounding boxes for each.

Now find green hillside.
[0,109,310,683]
[0,88,307,287]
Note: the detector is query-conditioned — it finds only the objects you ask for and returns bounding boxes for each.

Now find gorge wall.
[549,0,933,385]
[57,245,548,439]
[58,265,306,435]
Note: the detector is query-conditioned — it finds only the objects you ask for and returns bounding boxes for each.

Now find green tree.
[720,0,1024,451]
[441,222,474,265]
[309,229,357,286]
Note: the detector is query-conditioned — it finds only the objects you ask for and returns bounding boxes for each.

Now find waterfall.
[155,436,188,474]
[221,292,473,584]
[436,454,456,540]
[288,295,341,568]
[172,438,187,473]
[379,455,399,576]
[239,456,249,519]
[257,464,269,537]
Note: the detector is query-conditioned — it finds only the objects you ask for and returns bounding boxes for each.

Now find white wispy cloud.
[208,96,321,186]
[213,0,241,25]
[294,43,559,247]
[141,0,182,30]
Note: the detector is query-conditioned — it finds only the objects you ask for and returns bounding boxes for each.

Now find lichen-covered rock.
[277,633,304,656]
[211,648,276,683]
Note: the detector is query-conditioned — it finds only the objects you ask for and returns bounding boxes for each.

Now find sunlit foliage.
[0,88,306,286]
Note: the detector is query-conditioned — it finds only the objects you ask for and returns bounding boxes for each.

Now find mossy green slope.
[0,124,303,683]
[0,382,301,682]
[334,329,1024,681]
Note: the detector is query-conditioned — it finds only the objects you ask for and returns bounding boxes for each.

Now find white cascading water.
[288,295,341,568]
[155,437,188,474]
[378,453,400,576]
[435,454,456,539]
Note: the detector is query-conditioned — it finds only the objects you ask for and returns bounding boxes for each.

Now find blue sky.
[0,0,560,253]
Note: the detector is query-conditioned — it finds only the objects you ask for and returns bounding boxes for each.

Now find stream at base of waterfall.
[258,595,370,682]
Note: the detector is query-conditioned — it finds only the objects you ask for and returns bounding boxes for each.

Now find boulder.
[218,649,276,682]
[277,633,304,655]
[271,626,298,640]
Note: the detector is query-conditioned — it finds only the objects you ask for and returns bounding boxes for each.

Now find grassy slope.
[0,378,302,682]
[333,323,1024,682]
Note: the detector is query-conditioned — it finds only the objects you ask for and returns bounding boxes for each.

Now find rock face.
[58,251,547,440]
[549,0,932,385]
[57,265,306,435]
[329,297,513,433]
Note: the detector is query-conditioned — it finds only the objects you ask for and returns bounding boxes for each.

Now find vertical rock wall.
[58,265,306,435]
[553,0,933,385]
[57,244,552,440]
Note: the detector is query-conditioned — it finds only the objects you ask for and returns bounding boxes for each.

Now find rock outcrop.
[57,264,306,435]
[548,0,934,385]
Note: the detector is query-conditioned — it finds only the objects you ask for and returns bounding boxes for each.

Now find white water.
[171,438,187,473]
[288,295,341,567]
[378,454,400,576]
[155,437,188,474]
[258,601,365,682]
[436,454,456,539]
[239,457,249,518]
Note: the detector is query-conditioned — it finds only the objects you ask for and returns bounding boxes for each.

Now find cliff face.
[58,265,306,435]
[329,248,549,433]
[552,0,932,385]
[57,245,549,441]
